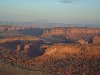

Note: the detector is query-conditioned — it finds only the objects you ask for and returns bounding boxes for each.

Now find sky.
[0,0,100,25]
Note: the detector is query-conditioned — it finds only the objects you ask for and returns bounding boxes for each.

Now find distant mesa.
[0,25,25,31]
[0,36,40,43]
[42,27,100,44]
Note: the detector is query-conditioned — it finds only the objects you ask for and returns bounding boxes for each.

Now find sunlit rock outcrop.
[93,36,100,44]
[44,44,81,55]
[77,39,88,44]
[0,36,40,43]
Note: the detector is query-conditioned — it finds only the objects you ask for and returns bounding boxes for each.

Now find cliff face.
[42,27,100,43]
[0,36,40,43]
[65,28,100,34]
[42,27,65,37]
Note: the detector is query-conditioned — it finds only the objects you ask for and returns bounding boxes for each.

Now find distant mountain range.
[0,21,100,28]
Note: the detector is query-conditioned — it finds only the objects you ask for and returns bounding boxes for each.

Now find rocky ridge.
[42,27,100,43]
[0,36,40,43]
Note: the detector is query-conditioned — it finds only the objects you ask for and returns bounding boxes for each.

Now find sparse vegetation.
[35,54,100,75]
[0,62,46,75]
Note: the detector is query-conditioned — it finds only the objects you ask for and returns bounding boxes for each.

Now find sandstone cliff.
[41,44,100,58]
[44,44,81,55]
[0,36,40,43]
[42,27,100,43]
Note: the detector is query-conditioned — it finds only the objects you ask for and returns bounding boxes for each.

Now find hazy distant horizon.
[0,21,100,28]
[0,0,100,26]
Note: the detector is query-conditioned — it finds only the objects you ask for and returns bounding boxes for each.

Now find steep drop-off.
[42,27,100,43]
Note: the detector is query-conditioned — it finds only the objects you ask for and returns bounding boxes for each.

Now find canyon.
[0,26,100,75]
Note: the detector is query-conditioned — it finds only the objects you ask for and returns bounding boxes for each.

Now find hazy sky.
[0,0,100,25]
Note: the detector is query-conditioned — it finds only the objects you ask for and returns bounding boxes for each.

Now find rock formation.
[0,36,40,43]
[16,45,22,53]
[42,27,100,43]
[93,36,100,44]
[44,44,81,55]
[42,27,65,37]
[24,44,31,54]
[0,25,25,32]
[77,39,88,44]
